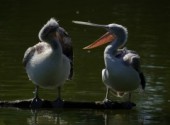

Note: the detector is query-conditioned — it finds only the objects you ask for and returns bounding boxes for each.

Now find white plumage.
[73,21,145,101]
[23,18,73,107]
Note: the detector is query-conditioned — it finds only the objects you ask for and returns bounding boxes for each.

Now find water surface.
[0,0,170,124]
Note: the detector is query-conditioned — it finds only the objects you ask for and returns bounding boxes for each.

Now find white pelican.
[73,21,145,102]
[23,18,73,107]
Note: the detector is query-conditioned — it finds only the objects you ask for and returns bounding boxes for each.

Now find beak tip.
[83,46,89,50]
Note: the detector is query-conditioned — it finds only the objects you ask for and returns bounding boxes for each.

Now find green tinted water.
[0,0,170,124]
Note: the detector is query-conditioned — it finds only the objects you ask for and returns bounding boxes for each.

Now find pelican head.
[72,21,128,49]
[107,23,128,42]
[39,18,59,42]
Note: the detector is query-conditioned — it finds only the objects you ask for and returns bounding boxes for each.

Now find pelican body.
[73,21,145,101]
[103,48,142,97]
[23,18,73,107]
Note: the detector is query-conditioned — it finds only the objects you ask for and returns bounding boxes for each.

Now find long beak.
[72,20,107,28]
[72,21,115,49]
[83,32,115,49]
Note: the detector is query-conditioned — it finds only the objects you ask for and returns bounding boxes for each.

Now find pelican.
[73,21,145,102]
[23,18,73,107]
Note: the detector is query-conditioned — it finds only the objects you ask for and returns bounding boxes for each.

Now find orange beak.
[83,32,116,49]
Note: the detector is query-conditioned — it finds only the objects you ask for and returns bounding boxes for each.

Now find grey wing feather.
[58,27,74,79]
[129,52,146,90]
[139,72,146,90]
[23,47,35,67]
[120,49,146,90]
[62,38,73,80]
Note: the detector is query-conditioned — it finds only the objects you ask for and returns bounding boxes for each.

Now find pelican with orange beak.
[73,21,145,102]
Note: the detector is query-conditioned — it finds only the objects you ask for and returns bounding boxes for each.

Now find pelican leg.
[103,87,110,102]
[122,92,135,109]
[103,87,113,108]
[30,85,42,108]
[52,87,64,108]
[34,85,39,98]
[128,92,131,102]
[58,86,61,99]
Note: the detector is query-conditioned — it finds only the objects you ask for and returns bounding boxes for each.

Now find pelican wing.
[23,46,35,67]
[58,27,73,79]
[139,72,146,90]
[121,49,146,90]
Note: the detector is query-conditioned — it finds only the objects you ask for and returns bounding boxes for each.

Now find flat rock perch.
[0,99,136,109]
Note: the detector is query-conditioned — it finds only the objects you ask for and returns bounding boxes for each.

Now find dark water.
[0,0,170,124]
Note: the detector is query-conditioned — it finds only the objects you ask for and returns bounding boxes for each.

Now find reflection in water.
[27,109,146,125]
[27,110,67,125]
[27,110,106,125]
[104,113,144,125]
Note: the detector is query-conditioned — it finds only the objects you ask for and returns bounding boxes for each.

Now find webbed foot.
[52,98,64,108]
[103,98,114,108]
[30,97,43,109]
